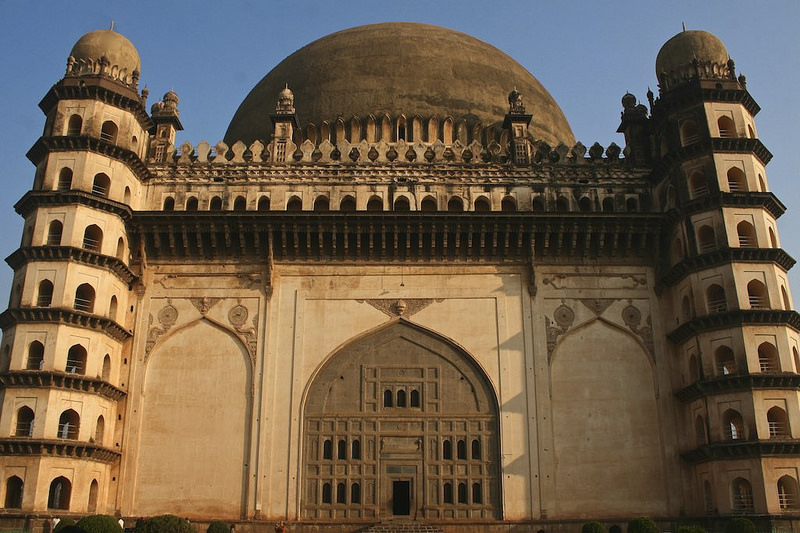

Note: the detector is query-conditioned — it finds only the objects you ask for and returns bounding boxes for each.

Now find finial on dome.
[681,21,686,32]
[276,84,295,114]
[110,20,115,31]
[508,88,525,114]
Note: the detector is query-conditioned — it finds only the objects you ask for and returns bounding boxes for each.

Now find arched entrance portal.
[302,320,500,520]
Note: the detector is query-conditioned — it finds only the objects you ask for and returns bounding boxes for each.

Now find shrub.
[583,522,606,533]
[133,515,193,533]
[54,519,77,533]
[207,522,229,533]
[76,515,122,533]
[676,526,708,533]
[628,517,659,533]
[725,518,756,533]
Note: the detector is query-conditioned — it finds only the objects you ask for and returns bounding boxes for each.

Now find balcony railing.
[738,234,756,247]
[57,423,78,440]
[708,299,728,313]
[73,297,94,312]
[749,296,768,309]
[769,421,790,438]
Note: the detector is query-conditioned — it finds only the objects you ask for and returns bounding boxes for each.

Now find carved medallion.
[158,304,178,326]
[229,304,249,326]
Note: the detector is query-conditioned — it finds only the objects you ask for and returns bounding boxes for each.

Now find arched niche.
[133,318,252,519]
[302,320,500,520]
[550,319,667,517]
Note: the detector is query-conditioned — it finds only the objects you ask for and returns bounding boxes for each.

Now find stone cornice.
[675,373,800,403]
[661,247,795,287]
[651,138,772,181]
[0,437,120,464]
[14,190,133,220]
[681,439,800,465]
[6,246,138,286]
[0,370,126,401]
[26,136,151,181]
[668,310,800,345]
[0,308,131,342]
[39,78,151,129]
[680,192,787,219]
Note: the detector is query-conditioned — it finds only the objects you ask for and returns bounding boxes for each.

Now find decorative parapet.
[66,54,139,89]
[0,437,120,464]
[0,370,126,401]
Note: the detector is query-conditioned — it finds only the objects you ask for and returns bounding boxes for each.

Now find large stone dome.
[69,29,141,75]
[655,30,728,80]
[225,23,575,147]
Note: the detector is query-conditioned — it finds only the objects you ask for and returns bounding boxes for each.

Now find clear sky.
[0,1,798,301]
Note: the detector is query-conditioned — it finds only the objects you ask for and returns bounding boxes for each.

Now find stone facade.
[0,23,798,532]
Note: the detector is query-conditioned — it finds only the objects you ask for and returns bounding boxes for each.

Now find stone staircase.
[362,520,444,533]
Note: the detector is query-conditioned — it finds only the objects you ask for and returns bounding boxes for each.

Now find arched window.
[66,115,82,136]
[626,198,639,212]
[108,295,118,321]
[731,478,754,512]
[420,196,437,212]
[681,295,692,322]
[367,196,383,211]
[769,227,778,248]
[100,121,118,144]
[695,415,707,446]
[94,416,105,445]
[447,197,464,212]
[457,482,467,504]
[57,409,80,439]
[88,479,98,513]
[321,482,331,504]
[337,439,346,460]
[736,221,757,247]
[758,342,780,373]
[91,173,110,197]
[697,225,716,253]
[102,354,111,381]
[65,344,87,374]
[778,476,799,510]
[727,167,747,192]
[410,389,420,408]
[350,483,361,504]
[474,197,491,212]
[393,196,410,211]
[322,439,332,460]
[532,197,546,211]
[555,196,570,212]
[351,439,361,460]
[186,197,198,211]
[339,196,356,212]
[747,279,769,309]
[37,279,54,307]
[706,284,727,313]
[209,196,223,210]
[501,196,516,212]
[336,483,346,504]
[718,116,736,138]
[457,439,467,460]
[794,347,800,374]
[703,480,714,515]
[46,220,63,245]
[472,482,483,504]
[442,439,452,460]
[383,389,393,407]
[602,197,615,212]
[56,168,73,191]
[471,439,481,459]
[758,174,767,192]
[714,345,737,376]
[689,171,710,198]
[48,477,71,510]
[396,389,407,407]
[4,476,23,509]
[74,284,95,313]
[748,125,756,139]
[257,196,270,211]
[443,482,453,504]
[233,196,247,211]
[578,197,592,212]
[286,196,303,211]
[163,197,175,211]
[116,238,125,261]
[680,120,700,146]
[723,409,745,440]
[688,354,700,383]
[15,406,34,437]
[26,341,44,370]
[123,186,131,204]
[781,286,791,310]
[314,196,330,212]
[82,225,103,253]
[767,406,790,438]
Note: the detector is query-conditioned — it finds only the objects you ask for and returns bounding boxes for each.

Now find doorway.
[392,480,411,515]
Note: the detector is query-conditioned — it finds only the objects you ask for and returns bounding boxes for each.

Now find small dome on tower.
[621,92,637,110]
[655,29,728,81]
[69,28,141,75]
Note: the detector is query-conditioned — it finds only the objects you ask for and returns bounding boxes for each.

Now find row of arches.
[25,340,113,378]
[679,115,756,148]
[695,406,792,445]
[692,221,778,252]
[702,476,798,514]
[35,279,119,319]
[13,406,105,443]
[442,438,482,460]
[45,219,127,260]
[321,438,361,461]
[57,167,132,202]
[65,114,138,154]
[679,279,791,323]
[688,166,766,200]
[4,475,101,512]
[163,192,642,213]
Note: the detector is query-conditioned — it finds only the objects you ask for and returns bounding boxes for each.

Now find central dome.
[225,23,575,147]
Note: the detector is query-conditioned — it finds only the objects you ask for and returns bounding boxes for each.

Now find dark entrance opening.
[392,480,411,515]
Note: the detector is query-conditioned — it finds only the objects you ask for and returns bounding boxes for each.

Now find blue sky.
[0,1,798,299]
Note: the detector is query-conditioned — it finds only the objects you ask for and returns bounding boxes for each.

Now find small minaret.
[149,90,183,163]
[503,88,532,164]
[616,92,650,165]
[270,84,299,163]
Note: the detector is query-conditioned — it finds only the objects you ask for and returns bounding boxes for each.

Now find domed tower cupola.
[149,90,184,162]
[655,29,734,92]
[66,25,142,89]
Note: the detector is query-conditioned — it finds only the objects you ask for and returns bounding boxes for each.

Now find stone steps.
[361,520,444,533]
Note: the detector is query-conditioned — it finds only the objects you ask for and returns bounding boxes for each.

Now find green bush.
[76,515,122,533]
[725,518,756,533]
[676,526,708,533]
[133,515,193,533]
[207,522,229,533]
[583,522,606,533]
[628,517,659,533]
[54,519,77,533]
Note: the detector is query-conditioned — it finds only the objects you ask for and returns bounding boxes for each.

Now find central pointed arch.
[301,319,501,521]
